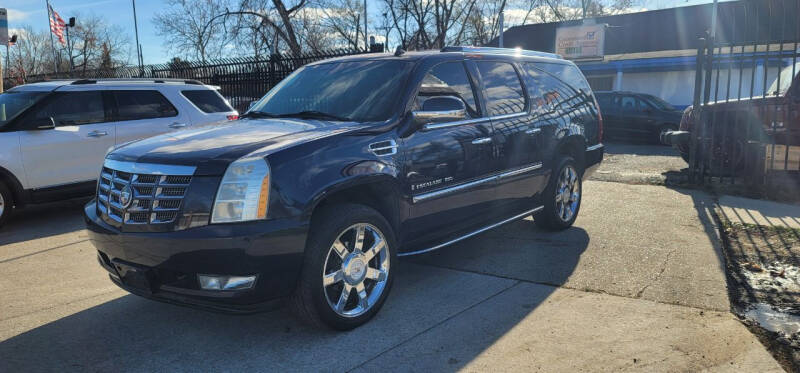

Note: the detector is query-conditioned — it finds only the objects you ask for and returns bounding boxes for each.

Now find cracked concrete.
[0,169,782,370]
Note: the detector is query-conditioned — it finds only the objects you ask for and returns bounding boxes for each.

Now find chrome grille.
[97,162,194,225]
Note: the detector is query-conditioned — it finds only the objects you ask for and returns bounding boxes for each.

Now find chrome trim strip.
[491,112,528,121]
[412,176,495,203]
[471,137,492,145]
[423,117,490,131]
[525,128,542,135]
[398,206,544,257]
[498,162,542,179]
[103,159,196,176]
[412,161,543,203]
[422,112,528,131]
[586,143,604,152]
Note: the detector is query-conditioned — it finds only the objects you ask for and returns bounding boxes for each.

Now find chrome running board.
[398,206,544,257]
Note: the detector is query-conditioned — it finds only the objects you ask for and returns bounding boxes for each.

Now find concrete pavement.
[0,181,782,371]
[717,194,800,229]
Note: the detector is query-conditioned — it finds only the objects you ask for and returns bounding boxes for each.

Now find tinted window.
[114,90,178,121]
[182,90,234,113]
[537,63,591,91]
[476,61,526,116]
[0,91,48,127]
[417,62,480,117]
[252,60,412,122]
[523,62,580,116]
[29,91,106,126]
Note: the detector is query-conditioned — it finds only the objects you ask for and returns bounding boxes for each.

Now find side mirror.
[33,117,56,130]
[411,96,467,129]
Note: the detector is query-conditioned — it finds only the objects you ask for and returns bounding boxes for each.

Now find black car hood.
[107,118,359,175]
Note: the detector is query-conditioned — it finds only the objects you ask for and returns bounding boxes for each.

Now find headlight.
[211,157,270,223]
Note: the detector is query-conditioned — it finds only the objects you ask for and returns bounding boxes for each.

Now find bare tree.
[154,0,232,61]
[8,26,50,81]
[319,0,365,49]
[67,14,131,74]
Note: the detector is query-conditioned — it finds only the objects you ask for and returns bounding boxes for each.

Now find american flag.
[49,5,67,46]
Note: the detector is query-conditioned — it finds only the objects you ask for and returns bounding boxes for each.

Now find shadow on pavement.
[0,219,589,371]
[0,198,89,246]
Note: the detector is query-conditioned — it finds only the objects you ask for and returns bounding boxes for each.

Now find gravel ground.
[590,142,688,185]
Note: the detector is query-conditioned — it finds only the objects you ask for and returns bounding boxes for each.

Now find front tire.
[0,181,15,229]
[535,156,582,231]
[292,204,396,330]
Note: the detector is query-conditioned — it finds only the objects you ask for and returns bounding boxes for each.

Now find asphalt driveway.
[0,156,783,371]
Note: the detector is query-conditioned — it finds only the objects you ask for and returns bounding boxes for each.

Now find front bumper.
[85,201,309,313]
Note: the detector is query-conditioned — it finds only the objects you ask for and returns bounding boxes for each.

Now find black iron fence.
[689,0,800,193]
[3,48,371,112]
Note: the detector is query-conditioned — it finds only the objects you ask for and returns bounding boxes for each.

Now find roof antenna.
[394,46,406,57]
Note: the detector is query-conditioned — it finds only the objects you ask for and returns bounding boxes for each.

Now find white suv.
[0,79,238,227]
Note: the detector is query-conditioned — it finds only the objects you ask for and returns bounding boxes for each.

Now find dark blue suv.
[85,47,604,330]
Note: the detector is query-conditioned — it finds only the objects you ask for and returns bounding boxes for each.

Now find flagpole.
[132,0,143,72]
[45,0,59,73]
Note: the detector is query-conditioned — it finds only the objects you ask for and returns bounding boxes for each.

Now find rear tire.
[292,203,396,330]
[535,157,582,231]
[0,181,14,229]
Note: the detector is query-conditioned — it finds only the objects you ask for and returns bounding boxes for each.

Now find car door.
[17,90,116,189]
[619,95,656,135]
[473,60,543,211]
[111,89,189,145]
[402,60,497,246]
[603,93,624,137]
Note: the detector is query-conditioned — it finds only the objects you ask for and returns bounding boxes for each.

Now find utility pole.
[364,0,368,50]
[498,11,504,48]
[132,0,143,70]
[66,17,75,75]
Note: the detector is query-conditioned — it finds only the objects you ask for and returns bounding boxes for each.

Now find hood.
[107,118,359,175]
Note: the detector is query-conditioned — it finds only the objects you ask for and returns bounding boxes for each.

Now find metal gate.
[689,0,800,193]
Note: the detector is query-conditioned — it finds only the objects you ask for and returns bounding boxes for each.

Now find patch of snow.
[743,303,800,337]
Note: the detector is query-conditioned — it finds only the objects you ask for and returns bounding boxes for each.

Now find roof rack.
[69,78,204,85]
[440,46,562,60]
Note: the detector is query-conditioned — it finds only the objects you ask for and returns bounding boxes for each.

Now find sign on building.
[555,24,605,60]
[0,8,7,46]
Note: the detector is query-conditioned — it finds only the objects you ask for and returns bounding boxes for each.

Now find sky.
[5,0,731,65]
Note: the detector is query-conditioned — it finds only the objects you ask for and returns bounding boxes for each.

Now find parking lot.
[0,143,783,371]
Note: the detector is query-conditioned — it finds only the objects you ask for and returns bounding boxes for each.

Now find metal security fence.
[3,48,371,112]
[689,0,800,193]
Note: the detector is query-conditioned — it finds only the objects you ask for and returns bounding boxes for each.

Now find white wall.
[611,64,783,108]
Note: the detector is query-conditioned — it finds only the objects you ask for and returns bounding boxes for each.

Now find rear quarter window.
[114,90,178,121]
[535,63,591,91]
[181,90,234,113]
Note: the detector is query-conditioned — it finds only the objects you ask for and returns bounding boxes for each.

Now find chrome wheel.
[322,223,390,318]
[0,192,4,218]
[555,165,580,222]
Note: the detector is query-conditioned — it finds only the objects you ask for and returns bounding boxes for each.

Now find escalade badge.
[119,185,133,208]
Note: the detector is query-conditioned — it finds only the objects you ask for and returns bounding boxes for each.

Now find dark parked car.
[663,62,800,168]
[85,47,604,330]
[594,91,682,143]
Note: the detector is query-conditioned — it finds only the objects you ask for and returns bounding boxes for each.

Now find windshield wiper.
[240,111,279,119]
[275,110,352,122]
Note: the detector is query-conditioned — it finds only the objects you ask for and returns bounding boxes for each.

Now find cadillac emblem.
[119,184,133,208]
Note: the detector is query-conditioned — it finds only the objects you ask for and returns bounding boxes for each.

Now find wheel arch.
[0,166,28,207]
[553,135,586,172]
[306,174,404,237]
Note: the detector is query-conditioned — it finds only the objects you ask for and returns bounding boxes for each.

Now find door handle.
[525,128,542,135]
[87,130,108,137]
[169,122,188,129]
[471,137,493,145]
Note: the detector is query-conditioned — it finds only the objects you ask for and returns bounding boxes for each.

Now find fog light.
[198,275,256,290]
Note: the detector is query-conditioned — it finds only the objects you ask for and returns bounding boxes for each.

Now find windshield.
[767,62,800,96]
[645,95,675,111]
[249,60,412,122]
[0,91,49,127]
